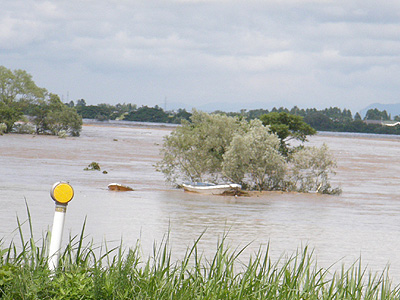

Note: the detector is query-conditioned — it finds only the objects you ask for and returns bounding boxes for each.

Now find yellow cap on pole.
[51,182,74,204]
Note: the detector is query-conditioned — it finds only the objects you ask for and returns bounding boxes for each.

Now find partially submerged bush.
[287,144,340,194]
[0,123,6,135]
[33,94,82,137]
[12,122,35,134]
[156,110,247,184]
[58,130,67,138]
[223,120,287,191]
[84,162,101,171]
[157,111,341,194]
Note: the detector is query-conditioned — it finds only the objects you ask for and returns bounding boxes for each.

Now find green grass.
[1,210,399,299]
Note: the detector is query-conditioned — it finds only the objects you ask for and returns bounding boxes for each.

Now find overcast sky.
[1,0,400,113]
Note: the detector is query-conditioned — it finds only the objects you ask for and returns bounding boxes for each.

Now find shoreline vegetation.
[1,213,400,299]
[74,103,400,136]
[2,66,400,137]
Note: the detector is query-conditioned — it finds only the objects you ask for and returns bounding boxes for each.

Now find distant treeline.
[4,65,398,137]
[229,106,400,135]
[68,99,191,124]
[68,99,400,135]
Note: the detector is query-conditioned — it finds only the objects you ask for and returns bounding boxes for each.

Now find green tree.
[322,107,353,123]
[222,120,286,190]
[303,112,335,131]
[156,110,246,185]
[288,144,339,194]
[260,112,316,155]
[290,106,306,117]
[354,112,362,120]
[364,108,390,121]
[0,102,24,133]
[76,99,87,107]
[32,94,82,136]
[171,108,192,124]
[124,105,169,123]
[157,111,339,193]
[245,108,270,120]
[76,104,109,120]
[0,66,46,132]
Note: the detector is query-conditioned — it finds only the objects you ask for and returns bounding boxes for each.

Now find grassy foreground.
[1,216,399,299]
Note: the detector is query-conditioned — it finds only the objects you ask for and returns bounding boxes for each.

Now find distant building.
[364,120,400,126]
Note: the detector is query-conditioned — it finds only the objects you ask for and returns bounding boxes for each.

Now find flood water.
[1,122,400,282]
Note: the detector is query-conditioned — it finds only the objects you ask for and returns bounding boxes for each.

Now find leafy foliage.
[0,123,6,135]
[124,105,169,123]
[260,112,316,155]
[157,111,339,193]
[74,101,192,124]
[31,94,82,136]
[0,66,46,132]
[84,162,101,171]
[222,120,286,190]
[288,144,340,194]
[0,66,82,136]
[223,106,400,135]
[0,102,23,133]
[365,108,390,120]
[156,110,246,184]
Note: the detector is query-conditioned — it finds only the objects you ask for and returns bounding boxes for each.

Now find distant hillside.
[360,103,400,118]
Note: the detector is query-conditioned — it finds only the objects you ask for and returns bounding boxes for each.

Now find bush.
[32,94,82,137]
[12,122,35,134]
[157,111,340,193]
[287,144,341,194]
[84,162,101,171]
[0,123,6,135]
[223,120,286,190]
[156,110,246,184]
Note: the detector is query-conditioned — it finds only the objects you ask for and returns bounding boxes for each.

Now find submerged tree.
[32,94,82,136]
[222,120,286,190]
[0,66,46,132]
[0,66,82,136]
[156,110,246,184]
[288,144,339,194]
[157,111,340,194]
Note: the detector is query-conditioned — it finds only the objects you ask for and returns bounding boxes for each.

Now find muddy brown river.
[1,122,400,281]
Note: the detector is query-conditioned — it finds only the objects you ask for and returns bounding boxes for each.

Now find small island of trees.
[156,110,340,194]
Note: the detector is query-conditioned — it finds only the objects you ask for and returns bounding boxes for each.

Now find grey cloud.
[1,0,400,112]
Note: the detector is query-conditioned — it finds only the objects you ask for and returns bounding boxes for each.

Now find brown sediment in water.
[2,125,400,283]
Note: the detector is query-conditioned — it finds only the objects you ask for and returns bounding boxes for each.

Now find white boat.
[182,182,242,195]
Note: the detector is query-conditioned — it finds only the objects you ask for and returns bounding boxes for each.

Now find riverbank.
[1,225,399,299]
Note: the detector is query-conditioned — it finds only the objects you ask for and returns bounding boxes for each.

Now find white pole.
[48,203,67,271]
[48,182,74,272]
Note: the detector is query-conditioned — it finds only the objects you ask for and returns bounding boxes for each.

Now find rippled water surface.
[1,124,400,281]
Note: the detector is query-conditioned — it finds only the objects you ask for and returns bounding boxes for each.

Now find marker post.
[48,182,74,272]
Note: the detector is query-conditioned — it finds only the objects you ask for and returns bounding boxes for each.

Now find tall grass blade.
[2,210,400,299]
